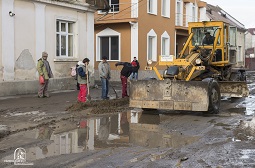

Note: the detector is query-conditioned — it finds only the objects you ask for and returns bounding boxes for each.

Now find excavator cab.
[188,21,225,65]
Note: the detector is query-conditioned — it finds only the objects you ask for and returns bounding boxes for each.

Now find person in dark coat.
[115,62,138,98]
[202,32,215,45]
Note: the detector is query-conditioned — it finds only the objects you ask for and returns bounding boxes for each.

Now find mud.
[0,74,255,167]
[66,97,130,114]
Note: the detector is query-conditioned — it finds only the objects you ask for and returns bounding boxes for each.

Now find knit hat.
[42,52,48,57]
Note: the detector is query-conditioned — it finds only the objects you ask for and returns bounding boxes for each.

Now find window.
[147,29,157,61]
[176,0,182,26]
[162,38,167,55]
[161,0,170,18]
[192,3,196,22]
[56,20,74,57]
[148,37,153,60]
[99,0,119,13]
[109,0,119,12]
[230,26,237,46]
[96,28,121,61]
[238,46,242,62]
[148,0,157,15]
[161,31,170,56]
[191,27,221,46]
[99,36,119,60]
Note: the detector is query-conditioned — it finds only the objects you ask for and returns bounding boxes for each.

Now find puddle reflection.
[236,95,255,115]
[23,110,199,160]
[233,117,255,142]
[240,149,255,159]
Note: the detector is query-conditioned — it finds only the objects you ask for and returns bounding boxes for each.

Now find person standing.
[98,56,111,100]
[130,57,140,80]
[75,61,84,91]
[77,58,90,102]
[37,51,53,98]
[115,62,138,98]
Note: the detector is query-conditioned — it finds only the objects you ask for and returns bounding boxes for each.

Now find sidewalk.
[0,82,123,136]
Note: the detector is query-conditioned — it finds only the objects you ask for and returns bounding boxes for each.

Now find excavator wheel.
[230,71,241,81]
[208,80,221,114]
[240,72,246,81]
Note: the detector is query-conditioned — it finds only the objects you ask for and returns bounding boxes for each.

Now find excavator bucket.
[129,79,211,111]
[219,81,249,97]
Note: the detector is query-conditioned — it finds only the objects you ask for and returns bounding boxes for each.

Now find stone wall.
[0,77,76,97]
[0,70,160,97]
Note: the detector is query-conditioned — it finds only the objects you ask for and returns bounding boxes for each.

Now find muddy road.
[0,75,255,168]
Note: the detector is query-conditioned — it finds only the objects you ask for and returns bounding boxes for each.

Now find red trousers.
[78,84,87,102]
[121,75,128,98]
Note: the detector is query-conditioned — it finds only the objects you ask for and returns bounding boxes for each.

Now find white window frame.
[131,0,139,18]
[230,26,237,47]
[192,3,196,22]
[98,0,119,14]
[161,0,170,18]
[147,0,157,15]
[147,29,157,61]
[56,20,74,57]
[96,28,121,61]
[109,0,120,13]
[161,31,170,56]
[238,46,242,62]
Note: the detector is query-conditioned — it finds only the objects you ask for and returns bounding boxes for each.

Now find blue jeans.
[101,78,109,99]
[130,72,138,80]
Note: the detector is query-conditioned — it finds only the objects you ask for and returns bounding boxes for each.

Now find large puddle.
[1,110,199,161]
[235,95,255,115]
[223,82,255,116]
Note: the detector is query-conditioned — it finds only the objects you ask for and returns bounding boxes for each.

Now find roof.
[246,47,255,55]
[206,4,246,31]
[248,28,255,35]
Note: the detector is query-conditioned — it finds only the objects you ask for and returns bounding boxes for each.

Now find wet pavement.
[0,75,255,167]
[1,104,255,167]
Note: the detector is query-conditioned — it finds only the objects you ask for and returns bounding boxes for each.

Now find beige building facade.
[0,0,95,96]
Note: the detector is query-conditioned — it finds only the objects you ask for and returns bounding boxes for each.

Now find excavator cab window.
[191,27,220,46]
[214,49,223,61]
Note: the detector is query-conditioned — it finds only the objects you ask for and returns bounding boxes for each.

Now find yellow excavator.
[129,21,249,113]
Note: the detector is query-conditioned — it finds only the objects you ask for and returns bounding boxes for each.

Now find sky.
[204,0,255,28]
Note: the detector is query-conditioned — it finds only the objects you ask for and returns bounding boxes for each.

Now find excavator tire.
[208,80,221,114]
[230,71,241,81]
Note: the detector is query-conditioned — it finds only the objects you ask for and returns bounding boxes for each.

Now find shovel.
[108,79,118,99]
[86,63,91,101]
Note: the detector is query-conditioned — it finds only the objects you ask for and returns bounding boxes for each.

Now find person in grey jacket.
[98,56,111,100]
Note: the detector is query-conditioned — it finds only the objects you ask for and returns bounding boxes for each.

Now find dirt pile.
[66,97,131,114]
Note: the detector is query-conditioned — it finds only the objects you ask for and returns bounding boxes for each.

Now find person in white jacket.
[74,61,84,90]
[77,58,90,102]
